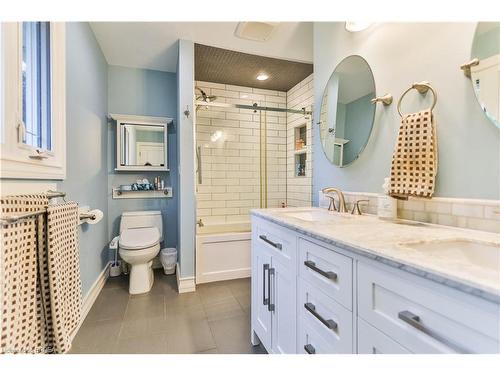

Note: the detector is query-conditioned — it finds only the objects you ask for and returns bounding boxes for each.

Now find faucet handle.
[325,195,337,212]
[351,199,369,215]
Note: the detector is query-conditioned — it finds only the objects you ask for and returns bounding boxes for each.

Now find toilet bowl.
[118,211,163,294]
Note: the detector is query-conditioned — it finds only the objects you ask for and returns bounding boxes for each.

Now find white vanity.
[250,207,500,354]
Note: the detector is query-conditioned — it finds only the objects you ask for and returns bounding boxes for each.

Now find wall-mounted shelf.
[112,187,173,199]
[294,148,308,155]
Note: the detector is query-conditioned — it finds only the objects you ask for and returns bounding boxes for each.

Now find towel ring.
[397,81,437,117]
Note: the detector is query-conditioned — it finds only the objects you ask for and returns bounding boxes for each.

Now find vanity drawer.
[358,318,411,354]
[298,238,353,309]
[298,278,353,353]
[254,220,296,267]
[298,320,337,354]
[358,261,500,353]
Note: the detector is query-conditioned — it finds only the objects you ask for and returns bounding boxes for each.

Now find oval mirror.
[470,22,500,128]
[319,55,376,167]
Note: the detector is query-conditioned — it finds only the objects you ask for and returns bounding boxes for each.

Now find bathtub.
[196,222,251,284]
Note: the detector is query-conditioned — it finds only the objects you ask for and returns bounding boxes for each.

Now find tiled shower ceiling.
[195,44,313,92]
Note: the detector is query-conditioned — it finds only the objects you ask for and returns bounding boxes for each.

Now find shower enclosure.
[194,78,313,283]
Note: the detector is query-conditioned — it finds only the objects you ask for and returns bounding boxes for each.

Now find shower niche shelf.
[295,153,307,177]
[294,124,307,152]
[112,187,173,199]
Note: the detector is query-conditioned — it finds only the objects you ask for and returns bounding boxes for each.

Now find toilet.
[119,211,162,294]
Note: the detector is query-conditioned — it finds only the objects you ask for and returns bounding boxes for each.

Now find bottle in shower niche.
[377,177,397,220]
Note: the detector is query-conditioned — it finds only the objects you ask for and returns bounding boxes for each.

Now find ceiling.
[195,44,313,91]
[90,22,313,73]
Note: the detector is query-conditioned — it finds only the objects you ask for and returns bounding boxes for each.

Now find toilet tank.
[120,211,163,241]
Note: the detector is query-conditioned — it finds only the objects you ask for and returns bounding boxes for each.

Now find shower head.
[195,87,217,103]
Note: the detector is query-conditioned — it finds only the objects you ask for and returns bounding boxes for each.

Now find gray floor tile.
[124,294,165,320]
[85,288,129,322]
[71,319,122,354]
[72,272,260,354]
[104,275,129,292]
[197,348,219,354]
[197,283,234,305]
[165,317,216,354]
[208,314,257,354]
[113,333,168,354]
[234,292,251,313]
[227,278,251,297]
[203,295,246,322]
[165,291,203,311]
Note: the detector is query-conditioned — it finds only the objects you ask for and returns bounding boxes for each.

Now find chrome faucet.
[322,187,348,213]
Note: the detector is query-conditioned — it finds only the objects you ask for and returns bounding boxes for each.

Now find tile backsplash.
[318,191,500,234]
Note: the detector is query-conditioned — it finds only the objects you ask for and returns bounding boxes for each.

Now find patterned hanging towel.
[389,108,438,199]
[0,197,82,354]
[0,194,50,354]
[43,202,82,353]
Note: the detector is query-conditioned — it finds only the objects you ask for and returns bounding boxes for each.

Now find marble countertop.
[251,207,500,303]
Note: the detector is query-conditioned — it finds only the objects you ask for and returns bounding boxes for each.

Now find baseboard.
[196,268,250,284]
[176,263,196,293]
[71,262,110,340]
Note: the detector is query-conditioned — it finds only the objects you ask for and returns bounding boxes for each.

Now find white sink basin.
[402,239,500,270]
[284,210,352,222]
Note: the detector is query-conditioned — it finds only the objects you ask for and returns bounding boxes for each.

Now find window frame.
[0,22,66,179]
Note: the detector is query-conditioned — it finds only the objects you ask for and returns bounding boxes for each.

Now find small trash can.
[160,247,177,275]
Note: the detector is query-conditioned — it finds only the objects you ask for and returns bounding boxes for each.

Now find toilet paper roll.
[83,209,103,225]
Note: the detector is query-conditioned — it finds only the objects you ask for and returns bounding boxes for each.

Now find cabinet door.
[251,245,272,351]
[271,257,296,354]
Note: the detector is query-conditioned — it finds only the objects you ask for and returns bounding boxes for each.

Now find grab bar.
[196,146,202,185]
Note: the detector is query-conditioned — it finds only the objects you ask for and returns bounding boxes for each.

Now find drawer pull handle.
[259,235,282,250]
[398,310,469,354]
[304,302,337,330]
[304,260,337,281]
[263,264,269,306]
[304,344,316,354]
[268,267,275,312]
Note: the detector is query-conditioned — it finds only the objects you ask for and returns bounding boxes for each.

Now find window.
[0,22,65,179]
[22,22,52,150]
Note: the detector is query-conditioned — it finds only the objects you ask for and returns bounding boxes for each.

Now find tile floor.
[70,270,266,354]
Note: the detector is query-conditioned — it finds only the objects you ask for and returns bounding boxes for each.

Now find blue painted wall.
[313,23,500,202]
[57,22,109,296]
[107,65,178,249]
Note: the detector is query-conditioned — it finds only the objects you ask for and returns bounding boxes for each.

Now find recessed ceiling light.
[256,73,269,81]
[345,22,372,32]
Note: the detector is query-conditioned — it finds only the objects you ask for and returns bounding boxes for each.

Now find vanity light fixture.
[256,73,269,81]
[345,22,372,32]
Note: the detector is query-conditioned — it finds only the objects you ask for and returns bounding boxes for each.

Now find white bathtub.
[196,222,251,284]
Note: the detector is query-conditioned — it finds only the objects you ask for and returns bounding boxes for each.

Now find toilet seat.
[120,227,160,250]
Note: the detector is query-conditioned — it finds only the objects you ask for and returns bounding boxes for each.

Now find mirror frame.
[111,114,173,171]
[469,22,500,129]
[319,54,377,168]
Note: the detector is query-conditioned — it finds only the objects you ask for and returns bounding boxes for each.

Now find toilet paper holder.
[78,206,103,225]
[80,212,96,221]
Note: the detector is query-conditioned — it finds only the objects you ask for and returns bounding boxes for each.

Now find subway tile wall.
[318,191,500,233]
[195,81,288,225]
[286,74,314,207]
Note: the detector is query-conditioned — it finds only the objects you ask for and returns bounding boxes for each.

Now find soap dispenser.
[377,177,397,220]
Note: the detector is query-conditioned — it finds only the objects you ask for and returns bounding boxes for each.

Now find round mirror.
[319,55,376,167]
[470,22,500,128]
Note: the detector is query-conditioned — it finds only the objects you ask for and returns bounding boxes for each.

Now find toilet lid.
[120,227,160,250]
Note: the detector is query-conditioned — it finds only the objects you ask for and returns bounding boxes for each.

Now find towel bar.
[397,81,437,117]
